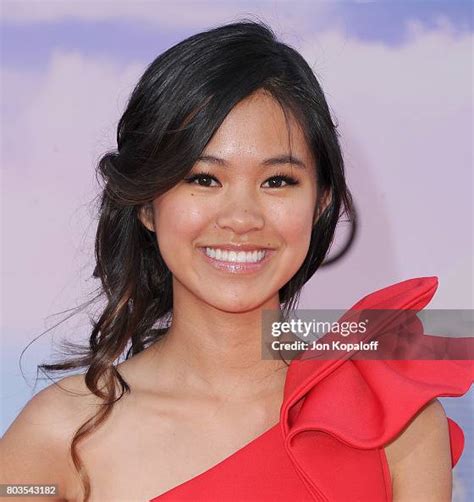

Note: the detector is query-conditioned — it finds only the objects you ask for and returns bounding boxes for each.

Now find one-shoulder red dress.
[150,276,474,501]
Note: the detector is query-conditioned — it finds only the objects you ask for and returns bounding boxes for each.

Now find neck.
[150,285,289,402]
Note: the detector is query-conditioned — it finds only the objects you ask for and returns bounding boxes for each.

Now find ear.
[138,203,155,232]
[313,188,332,225]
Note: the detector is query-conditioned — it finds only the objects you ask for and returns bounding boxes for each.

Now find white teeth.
[204,247,266,263]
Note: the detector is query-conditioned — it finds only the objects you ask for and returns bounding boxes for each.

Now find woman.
[1,20,472,502]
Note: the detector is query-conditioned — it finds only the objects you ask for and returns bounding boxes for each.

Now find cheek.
[154,195,206,252]
[270,197,315,248]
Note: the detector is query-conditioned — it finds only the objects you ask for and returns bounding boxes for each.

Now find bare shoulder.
[384,398,452,501]
[0,373,103,501]
[2,373,104,437]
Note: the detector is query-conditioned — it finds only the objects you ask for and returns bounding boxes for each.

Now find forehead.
[202,90,313,166]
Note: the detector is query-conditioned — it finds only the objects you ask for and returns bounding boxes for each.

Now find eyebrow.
[196,154,307,169]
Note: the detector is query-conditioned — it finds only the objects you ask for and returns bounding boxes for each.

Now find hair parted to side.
[32,18,354,500]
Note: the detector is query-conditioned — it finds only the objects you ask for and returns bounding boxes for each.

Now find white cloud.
[2,51,144,330]
[295,24,473,308]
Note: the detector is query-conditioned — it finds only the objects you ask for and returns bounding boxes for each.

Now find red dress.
[150,277,474,501]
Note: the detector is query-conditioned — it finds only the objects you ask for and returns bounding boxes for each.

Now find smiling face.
[139,89,324,313]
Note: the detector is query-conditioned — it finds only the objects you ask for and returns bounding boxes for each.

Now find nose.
[215,189,265,235]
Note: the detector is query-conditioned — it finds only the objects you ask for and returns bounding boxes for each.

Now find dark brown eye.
[263,175,299,188]
[184,172,219,187]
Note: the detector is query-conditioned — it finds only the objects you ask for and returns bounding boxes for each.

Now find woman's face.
[140,89,323,313]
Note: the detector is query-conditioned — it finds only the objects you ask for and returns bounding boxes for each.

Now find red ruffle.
[281,276,474,474]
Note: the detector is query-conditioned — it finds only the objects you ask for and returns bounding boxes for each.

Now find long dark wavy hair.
[27,18,354,500]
